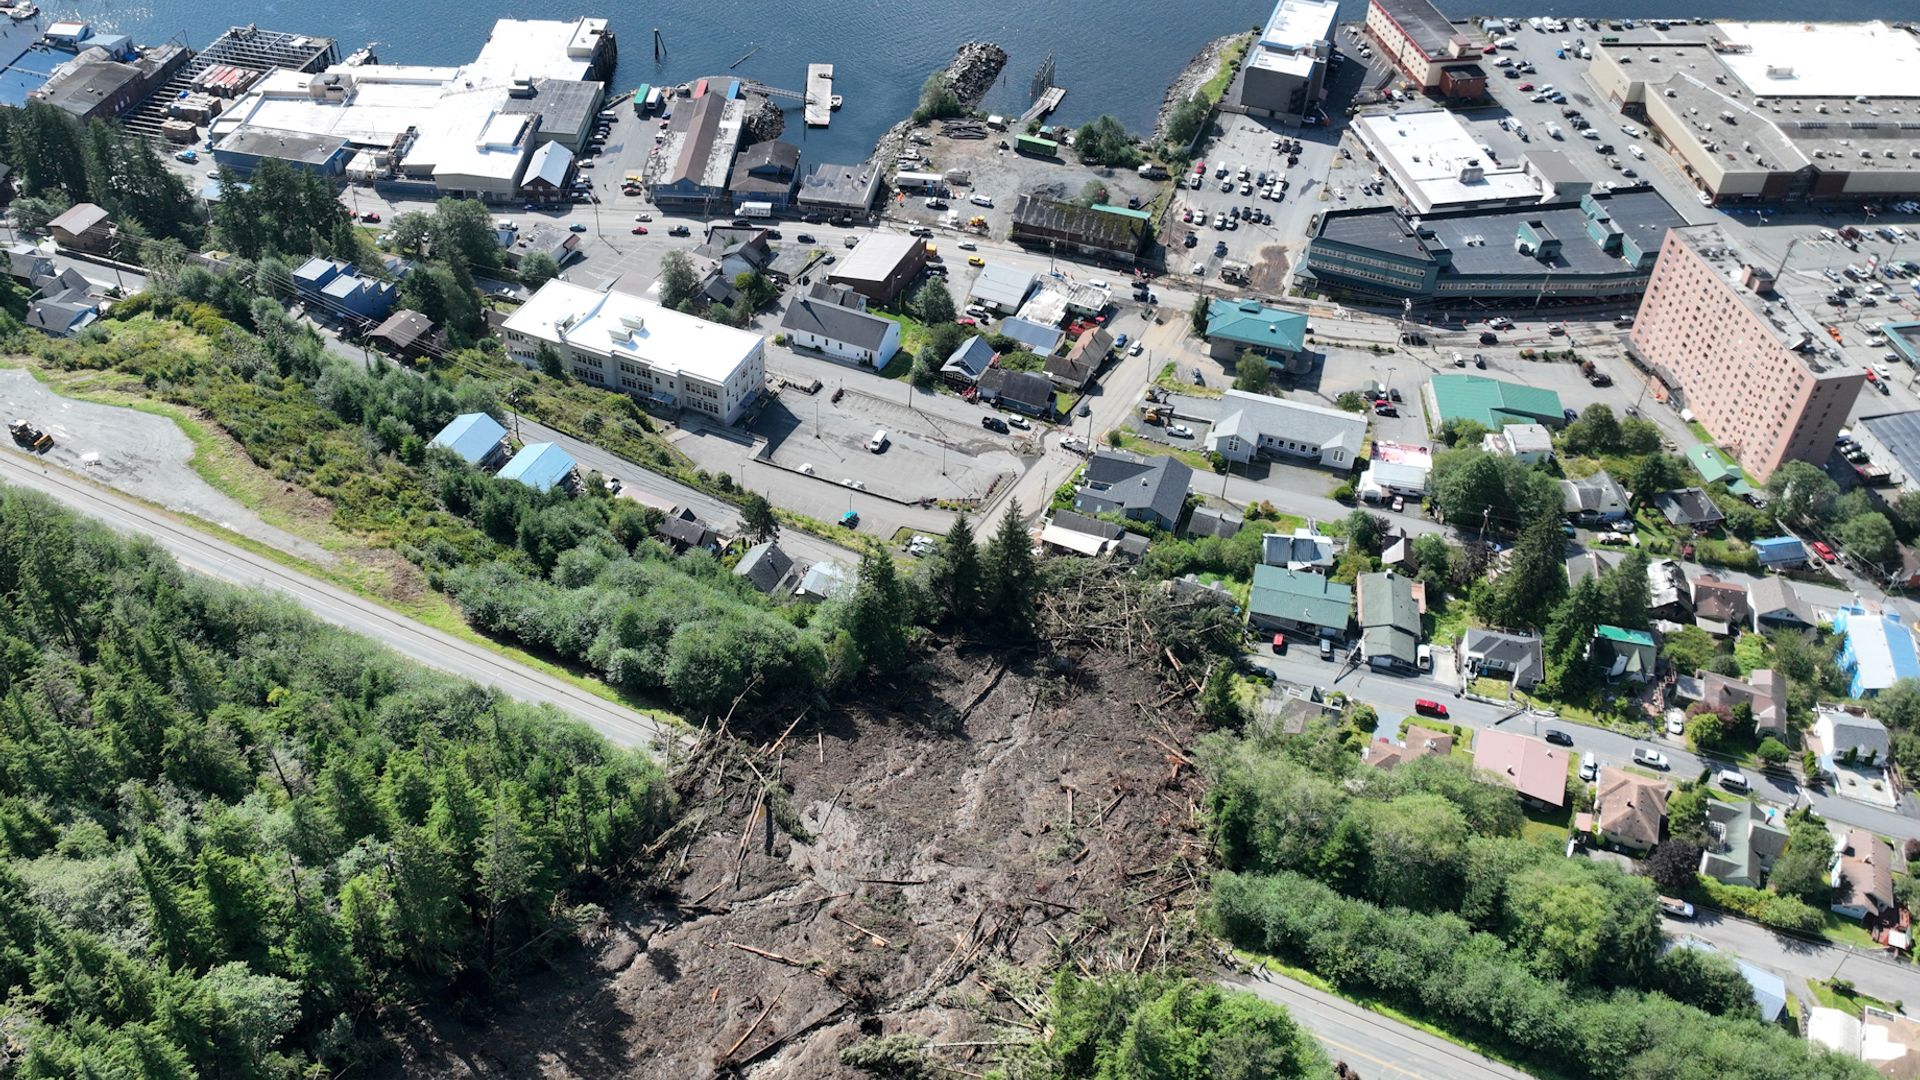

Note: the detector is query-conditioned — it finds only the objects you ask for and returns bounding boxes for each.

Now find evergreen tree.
[924,513,982,622]
[981,500,1038,632]
[1482,504,1569,629]
[847,546,911,672]
[741,492,780,544]
[1542,576,1609,695]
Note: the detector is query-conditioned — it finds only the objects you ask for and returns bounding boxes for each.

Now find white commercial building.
[1354,109,1552,214]
[1237,0,1340,122]
[1205,389,1368,468]
[209,18,610,201]
[502,280,767,425]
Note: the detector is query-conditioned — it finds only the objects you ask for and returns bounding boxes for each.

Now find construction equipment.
[9,419,52,452]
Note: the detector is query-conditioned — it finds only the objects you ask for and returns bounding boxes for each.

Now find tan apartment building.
[1629,226,1862,481]
[1364,0,1488,99]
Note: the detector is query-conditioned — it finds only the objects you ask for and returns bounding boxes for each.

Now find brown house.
[1364,725,1455,770]
[368,309,442,360]
[1594,767,1669,851]
[47,203,114,254]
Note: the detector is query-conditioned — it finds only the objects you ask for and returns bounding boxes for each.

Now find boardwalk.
[1018,85,1066,126]
[806,63,834,127]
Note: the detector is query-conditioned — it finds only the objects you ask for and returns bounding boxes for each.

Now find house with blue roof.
[1204,298,1309,365]
[428,413,510,468]
[497,442,578,493]
[1751,537,1808,570]
[997,316,1063,356]
[293,257,397,321]
[1836,607,1920,698]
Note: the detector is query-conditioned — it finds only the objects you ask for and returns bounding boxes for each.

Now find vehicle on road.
[1007,415,1030,430]
[668,224,691,237]
[967,255,985,266]
[569,223,587,233]
[175,149,198,163]
[1544,729,1574,747]
[1659,896,1696,919]
[1717,769,1751,792]
[630,225,648,234]
[1128,341,1143,356]
[1319,638,1335,661]
[1270,632,1288,655]
[1812,540,1837,563]
[957,241,977,250]
[1633,747,1670,770]
[1414,698,1449,718]
[1579,752,1598,782]
[982,415,1008,433]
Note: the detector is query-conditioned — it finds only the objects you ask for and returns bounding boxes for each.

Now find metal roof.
[968,263,1036,309]
[428,412,507,465]
[834,233,921,285]
[524,140,573,189]
[1428,374,1564,428]
[779,293,893,352]
[1206,298,1307,352]
[497,441,577,491]
[1249,564,1353,631]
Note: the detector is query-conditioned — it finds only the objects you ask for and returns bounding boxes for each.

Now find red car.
[1270,633,1287,655]
[1517,82,1535,91]
[631,225,649,234]
[1193,160,1206,174]
[1414,699,1449,719]
[1812,540,1837,563]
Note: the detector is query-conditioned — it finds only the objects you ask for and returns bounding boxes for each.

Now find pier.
[805,63,833,127]
[1018,86,1065,126]
[123,25,338,141]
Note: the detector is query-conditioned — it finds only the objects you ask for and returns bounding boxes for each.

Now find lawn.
[1199,34,1254,107]
[870,310,932,371]
[1425,595,1476,649]
[1810,977,1898,1014]
[1112,431,1217,472]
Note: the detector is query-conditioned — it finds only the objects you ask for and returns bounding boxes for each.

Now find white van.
[1579,752,1598,782]
[867,429,889,453]
[1628,144,1646,159]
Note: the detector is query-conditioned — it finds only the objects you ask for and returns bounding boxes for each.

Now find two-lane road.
[0,448,678,755]
[1221,972,1535,1080]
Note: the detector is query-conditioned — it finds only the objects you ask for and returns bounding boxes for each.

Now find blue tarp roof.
[428,413,508,465]
[498,442,576,491]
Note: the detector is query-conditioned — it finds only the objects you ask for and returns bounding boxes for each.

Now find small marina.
[804,60,833,126]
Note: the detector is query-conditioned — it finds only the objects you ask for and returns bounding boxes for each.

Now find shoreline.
[1155,33,1238,140]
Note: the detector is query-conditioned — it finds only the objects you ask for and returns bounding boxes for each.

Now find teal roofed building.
[1686,443,1755,494]
[1248,565,1353,639]
[1592,624,1657,683]
[1426,374,1565,429]
[1204,298,1309,363]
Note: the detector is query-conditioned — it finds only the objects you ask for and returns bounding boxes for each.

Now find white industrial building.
[502,280,767,425]
[1354,109,1559,214]
[208,18,610,201]
[1236,0,1340,122]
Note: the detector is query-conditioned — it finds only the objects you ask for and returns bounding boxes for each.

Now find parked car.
[1632,747,1670,770]
[1414,698,1450,719]
[981,416,1009,433]
[1717,770,1751,792]
[1579,752,1598,782]
[1270,633,1288,655]
[1544,729,1574,747]
[1666,710,1686,736]
[1659,896,1696,919]
[1167,424,1195,439]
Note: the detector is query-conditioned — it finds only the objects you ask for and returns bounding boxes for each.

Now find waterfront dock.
[1019,85,1065,126]
[805,62,833,126]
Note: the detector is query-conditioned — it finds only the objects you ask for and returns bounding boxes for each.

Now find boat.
[830,94,843,110]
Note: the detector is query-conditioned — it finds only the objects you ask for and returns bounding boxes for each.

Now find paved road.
[1221,972,1535,1080]
[1253,648,1920,843]
[0,448,678,755]
[1667,910,1920,1006]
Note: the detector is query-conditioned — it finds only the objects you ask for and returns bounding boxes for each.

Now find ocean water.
[45,0,1920,162]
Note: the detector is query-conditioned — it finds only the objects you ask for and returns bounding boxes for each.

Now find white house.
[1205,389,1367,468]
[779,283,901,367]
[1484,422,1554,464]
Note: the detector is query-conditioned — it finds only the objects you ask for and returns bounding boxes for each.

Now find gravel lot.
[0,369,332,563]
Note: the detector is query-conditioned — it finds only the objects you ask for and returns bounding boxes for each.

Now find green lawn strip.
[1425,596,1476,649]
[1816,914,1883,952]
[1111,431,1215,472]
[2,360,686,728]
[1229,949,1577,1080]
[1810,977,1899,1014]
[1200,35,1254,106]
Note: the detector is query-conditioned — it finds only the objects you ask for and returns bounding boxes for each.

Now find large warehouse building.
[1590,21,1920,205]
[1235,0,1340,123]
[207,18,611,201]
[1353,109,1595,213]
[1363,0,1488,100]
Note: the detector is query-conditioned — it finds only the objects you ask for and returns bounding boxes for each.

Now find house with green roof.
[1204,298,1309,363]
[1592,624,1657,683]
[1426,374,1566,430]
[1357,571,1421,672]
[1248,565,1353,639]
[1686,443,1756,495]
[1699,799,1788,888]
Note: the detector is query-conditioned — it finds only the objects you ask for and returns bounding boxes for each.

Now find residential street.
[0,446,679,756]
[1667,910,1920,1006]
[1220,972,1536,1080]
[1252,648,1920,843]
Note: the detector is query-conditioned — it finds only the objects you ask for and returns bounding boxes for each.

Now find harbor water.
[44,0,1920,163]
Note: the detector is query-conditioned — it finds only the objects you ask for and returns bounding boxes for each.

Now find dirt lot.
[0,367,333,563]
[885,124,1168,241]
[376,577,1217,1079]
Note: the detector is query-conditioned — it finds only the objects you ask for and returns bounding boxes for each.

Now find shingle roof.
[371,308,435,350]
[1559,471,1629,514]
[1700,798,1788,887]
[1747,576,1814,628]
[942,335,995,381]
[1206,298,1308,352]
[976,367,1054,411]
[1837,829,1896,918]
[1249,565,1353,631]
[1691,575,1751,628]
[1473,729,1567,806]
[47,202,108,237]
[1209,389,1368,453]
[1655,488,1726,527]
[1077,450,1192,526]
[1463,628,1542,684]
[734,541,795,593]
[1358,571,1421,667]
[780,293,893,352]
[1596,767,1668,849]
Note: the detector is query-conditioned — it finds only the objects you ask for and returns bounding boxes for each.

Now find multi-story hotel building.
[1629,226,1863,481]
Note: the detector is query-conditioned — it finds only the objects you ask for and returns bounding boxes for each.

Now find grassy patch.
[871,310,932,365]
[1810,977,1899,1014]
[1112,431,1215,472]
[1200,34,1255,107]
[1425,595,1476,649]
[1469,676,1516,700]
[1817,915,1884,952]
